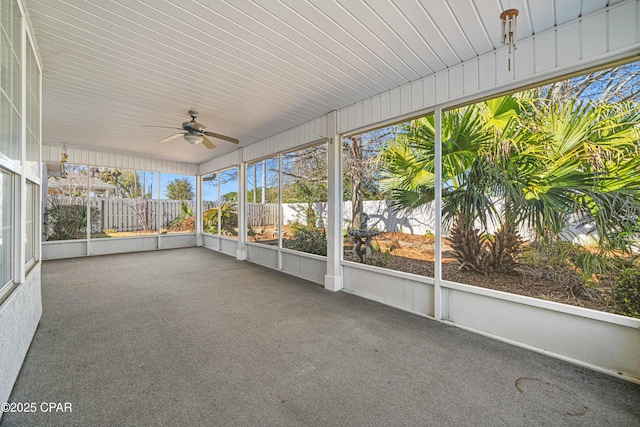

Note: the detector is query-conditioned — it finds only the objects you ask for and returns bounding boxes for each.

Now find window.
[25,41,39,177]
[281,143,327,255]
[0,169,13,288]
[344,123,436,275]
[90,168,158,238]
[0,0,22,163]
[202,172,219,235]
[24,180,37,267]
[219,168,238,239]
[359,60,640,318]
[45,164,89,241]
[246,157,279,245]
[161,173,196,234]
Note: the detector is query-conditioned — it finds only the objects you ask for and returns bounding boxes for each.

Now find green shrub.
[283,223,327,256]
[45,201,100,240]
[203,202,237,236]
[610,268,640,318]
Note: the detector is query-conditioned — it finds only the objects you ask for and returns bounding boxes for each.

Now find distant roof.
[48,172,116,191]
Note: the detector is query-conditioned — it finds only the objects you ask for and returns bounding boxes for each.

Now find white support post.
[261,159,266,204]
[236,152,247,260]
[434,108,443,320]
[324,111,343,292]
[86,170,91,255]
[16,15,26,284]
[16,171,26,285]
[277,153,283,270]
[195,174,203,246]
[157,172,162,249]
[252,162,257,203]
[217,172,221,241]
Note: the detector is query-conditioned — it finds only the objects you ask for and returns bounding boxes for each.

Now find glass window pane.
[281,143,327,255]
[25,43,39,177]
[247,157,279,245]
[45,165,88,241]
[0,169,13,286]
[25,180,38,265]
[161,173,196,234]
[0,92,20,161]
[435,61,640,319]
[90,168,158,238]
[0,0,21,163]
[219,168,238,239]
[202,172,218,235]
[344,124,436,275]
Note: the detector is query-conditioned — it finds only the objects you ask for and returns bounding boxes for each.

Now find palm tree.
[381,94,522,232]
[203,201,238,236]
[513,98,640,250]
[380,92,640,255]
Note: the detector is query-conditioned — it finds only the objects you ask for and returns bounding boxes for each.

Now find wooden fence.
[247,203,278,227]
[96,198,196,231]
[202,201,278,227]
[48,196,279,232]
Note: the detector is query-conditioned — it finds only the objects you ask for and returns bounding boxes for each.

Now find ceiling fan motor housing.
[182,121,205,132]
[156,110,235,149]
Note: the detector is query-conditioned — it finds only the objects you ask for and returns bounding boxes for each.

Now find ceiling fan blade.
[203,131,239,144]
[201,136,216,149]
[159,133,185,143]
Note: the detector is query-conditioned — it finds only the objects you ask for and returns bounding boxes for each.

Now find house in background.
[47,172,116,197]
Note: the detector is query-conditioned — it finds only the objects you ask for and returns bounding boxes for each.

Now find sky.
[134,171,197,200]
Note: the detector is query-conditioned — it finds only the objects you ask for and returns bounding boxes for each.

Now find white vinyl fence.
[47,196,613,245]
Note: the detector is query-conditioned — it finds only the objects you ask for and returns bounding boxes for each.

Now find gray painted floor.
[2,247,639,427]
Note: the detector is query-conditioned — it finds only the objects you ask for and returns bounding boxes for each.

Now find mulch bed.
[344,232,610,312]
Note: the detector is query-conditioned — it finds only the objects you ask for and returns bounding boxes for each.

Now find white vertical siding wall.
[198,150,241,175]
[42,146,199,175]
[336,1,640,133]
[241,116,327,163]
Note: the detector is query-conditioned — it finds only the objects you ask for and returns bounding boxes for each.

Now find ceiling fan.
[148,110,239,149]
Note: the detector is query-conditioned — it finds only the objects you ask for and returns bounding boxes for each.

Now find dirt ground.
[98,227,610,312]
[344,232,610,312]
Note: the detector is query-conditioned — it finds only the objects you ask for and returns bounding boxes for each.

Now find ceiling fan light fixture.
[184,134,203,145]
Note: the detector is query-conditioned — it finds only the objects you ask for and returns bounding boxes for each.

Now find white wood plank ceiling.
[25,0,621,164]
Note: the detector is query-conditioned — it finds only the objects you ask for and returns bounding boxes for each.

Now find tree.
[380,90,640,253]
[117,171,144,198]
[343,128,392,228]
[97,168,144,198]
[222,191,238,202]
[281,144,328,227]
[515,97,640,250]
[247,187,278,203]
[203,201,237,235]
[281,145,327,198]
[166,178,194,200]
[540,62,640,104]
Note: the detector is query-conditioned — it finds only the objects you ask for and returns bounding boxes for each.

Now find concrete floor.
[2,247,639,426]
